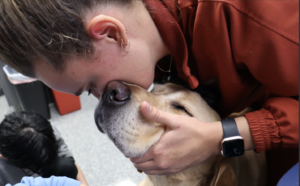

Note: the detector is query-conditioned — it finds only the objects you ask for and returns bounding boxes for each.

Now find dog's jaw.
[95,99,165,158]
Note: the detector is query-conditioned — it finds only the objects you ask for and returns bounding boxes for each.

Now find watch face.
[222,139,244,157]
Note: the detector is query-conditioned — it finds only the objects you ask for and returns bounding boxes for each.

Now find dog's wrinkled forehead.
[151,83,189,95]
[150,83,219,122]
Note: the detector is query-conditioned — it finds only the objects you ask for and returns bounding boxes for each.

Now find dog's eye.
[172,104,193,117]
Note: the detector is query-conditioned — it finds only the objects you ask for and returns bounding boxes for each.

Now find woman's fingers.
[134,101,221,175]
[133,160,159,171]
[132,159,177,175]
[130,154,153,164]
[140,101,178,129]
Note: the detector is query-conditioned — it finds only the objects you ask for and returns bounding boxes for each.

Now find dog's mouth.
[94,81,164,157]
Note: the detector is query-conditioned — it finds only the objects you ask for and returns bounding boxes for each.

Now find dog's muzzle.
[94,81,131,133]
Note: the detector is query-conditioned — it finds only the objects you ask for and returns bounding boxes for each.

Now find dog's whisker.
[139,124,149,155]
[127,140,133,156]
[142,125,154,157]
[134,118,150,123]
[126,128,136,156]
[138,134,149,159]
[133,128,146,160]
[126,116,138,156]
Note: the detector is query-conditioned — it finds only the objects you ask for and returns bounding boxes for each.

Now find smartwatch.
[221,118,244,157]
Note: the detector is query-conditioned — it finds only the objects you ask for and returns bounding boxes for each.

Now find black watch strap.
[221,118,241,138]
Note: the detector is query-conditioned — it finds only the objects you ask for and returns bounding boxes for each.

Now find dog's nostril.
[107,81,130,102]
[110,90,117,101]
[110,89,130,101]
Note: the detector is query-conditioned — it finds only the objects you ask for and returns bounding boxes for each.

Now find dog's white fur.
[95,83,267,186]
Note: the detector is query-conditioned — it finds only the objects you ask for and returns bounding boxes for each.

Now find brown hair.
[0,0,134,77]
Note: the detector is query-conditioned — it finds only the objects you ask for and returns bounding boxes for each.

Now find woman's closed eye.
[85,84,101,99]
[88,87,93,96]
[87,85,95,96]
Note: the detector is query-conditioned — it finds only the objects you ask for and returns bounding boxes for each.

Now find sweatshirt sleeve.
[226,1,299,152]
[245,97,299,153]
[5,176,81,186]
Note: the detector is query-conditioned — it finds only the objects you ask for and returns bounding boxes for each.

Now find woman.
[0,0,298,185]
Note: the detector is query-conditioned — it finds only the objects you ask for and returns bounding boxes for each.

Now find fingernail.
[145,102,152,112]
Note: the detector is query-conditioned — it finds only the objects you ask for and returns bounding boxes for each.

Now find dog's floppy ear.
[210,157,236,186]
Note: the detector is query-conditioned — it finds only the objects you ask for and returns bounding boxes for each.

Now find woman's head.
[0,111,58,173]
[0,0,169,97]
[0,0,134,77]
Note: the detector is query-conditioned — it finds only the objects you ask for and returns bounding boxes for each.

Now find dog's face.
[94,81,219,158]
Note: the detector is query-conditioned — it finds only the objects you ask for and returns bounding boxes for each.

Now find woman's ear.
[88,15,128,45]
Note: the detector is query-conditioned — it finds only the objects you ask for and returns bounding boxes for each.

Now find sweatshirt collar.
[145,0,199,89]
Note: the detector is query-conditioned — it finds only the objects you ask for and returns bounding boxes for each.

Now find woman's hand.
[130,101,224,175]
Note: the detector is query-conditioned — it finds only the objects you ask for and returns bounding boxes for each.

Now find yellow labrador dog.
[94,81,267,186]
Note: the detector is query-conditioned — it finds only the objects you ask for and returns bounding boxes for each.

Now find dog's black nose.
[105,81,130,105]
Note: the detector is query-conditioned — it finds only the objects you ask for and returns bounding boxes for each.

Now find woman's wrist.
[209,121,224,156]
[235,116,255,151]
[211,116,255,158]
